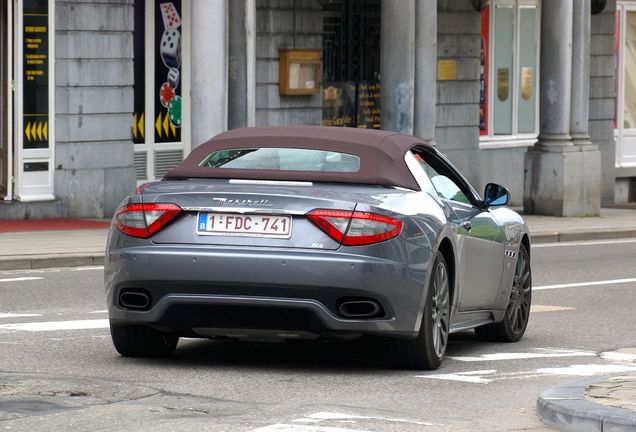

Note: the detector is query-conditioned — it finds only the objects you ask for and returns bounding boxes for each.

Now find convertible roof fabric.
[165,126,430,190]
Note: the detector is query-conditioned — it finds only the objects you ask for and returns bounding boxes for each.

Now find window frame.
[479,0,541,150]
[409,146,484,209]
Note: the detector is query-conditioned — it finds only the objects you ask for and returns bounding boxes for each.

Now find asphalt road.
[0,239,635,431]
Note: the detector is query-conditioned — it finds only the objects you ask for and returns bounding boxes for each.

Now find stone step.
[0,200,63,220]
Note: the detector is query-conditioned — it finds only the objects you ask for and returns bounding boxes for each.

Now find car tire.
[110,321,178,357]
[390,251,450,370]
[475,243,532,342]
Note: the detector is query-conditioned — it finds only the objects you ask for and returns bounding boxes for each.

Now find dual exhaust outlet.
[120,290,383,319]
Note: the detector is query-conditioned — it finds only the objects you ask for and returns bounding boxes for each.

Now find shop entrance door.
[321,0,381,129]
[616,3,636,167]
[0,0,12,199]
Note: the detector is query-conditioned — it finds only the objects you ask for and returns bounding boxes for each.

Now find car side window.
[411,151,471,205]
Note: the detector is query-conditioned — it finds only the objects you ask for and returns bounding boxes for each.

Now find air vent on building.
[134,151,148,180]
[154,150,183,179]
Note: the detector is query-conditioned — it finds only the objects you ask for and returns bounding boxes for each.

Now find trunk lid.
[142,179,402,250]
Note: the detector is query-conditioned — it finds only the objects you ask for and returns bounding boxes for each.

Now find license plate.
[196,213,292,238]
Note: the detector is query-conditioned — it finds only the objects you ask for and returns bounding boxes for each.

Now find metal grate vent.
[154,150,183,178]
[134,151,147,180]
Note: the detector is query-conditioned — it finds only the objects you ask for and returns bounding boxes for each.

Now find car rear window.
[198,148,361,172]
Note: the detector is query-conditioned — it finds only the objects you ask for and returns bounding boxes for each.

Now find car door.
[411,147,506,312]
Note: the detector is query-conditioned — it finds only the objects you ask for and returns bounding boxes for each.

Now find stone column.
[571,0,601,214]
[413,0,437,143]
[380,0,415,134]
[191,0,228,147]
[571,0,592,144]
[228,0,256,130]
[524,0,600,216]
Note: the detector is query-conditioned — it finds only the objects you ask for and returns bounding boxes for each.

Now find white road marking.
[0,265,103,277]
[89,310,108,314]
[449,348,596,362]
[417,369,497,384]
[530,305,576,313]
[252,424,373,432]
[0,277,43,283]
[534,277,636,291]
[537,364,636,376]
[0,319,109,332]
[304,412,435,426]
[75,266,104,271]
[262,412,437,431]
[601,350,636,363]
[0,313,42,319]
[533,238,636,248]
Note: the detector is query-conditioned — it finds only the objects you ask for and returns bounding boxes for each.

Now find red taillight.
[307,209,403,246]
[115,203,182,238]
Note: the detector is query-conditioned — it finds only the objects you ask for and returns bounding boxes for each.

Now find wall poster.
[22,0,49,150]
[479,5,489,135]
[321,81,380,129]
[154,1,182,143]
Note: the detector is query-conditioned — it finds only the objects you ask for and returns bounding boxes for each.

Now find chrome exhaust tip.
[119,290,151,310]
[337,299,382,318]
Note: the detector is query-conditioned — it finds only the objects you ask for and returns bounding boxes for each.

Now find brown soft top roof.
[165,126,430,190]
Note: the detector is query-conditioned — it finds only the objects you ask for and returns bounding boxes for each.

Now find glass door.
[617,3,636,167]
[14,0,55,201]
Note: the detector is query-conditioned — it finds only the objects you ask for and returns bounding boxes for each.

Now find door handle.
[461,221,472,231]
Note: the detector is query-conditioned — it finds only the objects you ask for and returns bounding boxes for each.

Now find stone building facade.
[0,0,631,219]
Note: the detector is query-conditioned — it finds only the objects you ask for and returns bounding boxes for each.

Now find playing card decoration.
[155,1,182,142]
[160,2,182,29]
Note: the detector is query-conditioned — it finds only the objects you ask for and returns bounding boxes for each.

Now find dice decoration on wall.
[158,2,182,132]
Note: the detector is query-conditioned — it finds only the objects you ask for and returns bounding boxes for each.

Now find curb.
[531,228,636,244]
[0,254,105,271]
[537,376,636,432]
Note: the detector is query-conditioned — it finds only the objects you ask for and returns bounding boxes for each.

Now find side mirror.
[484,183,510,207]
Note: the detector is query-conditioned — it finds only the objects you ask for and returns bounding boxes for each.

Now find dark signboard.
[132,0,145,144]
[322,81,380,129]
[154,0,182,143]
[22,0,49,149]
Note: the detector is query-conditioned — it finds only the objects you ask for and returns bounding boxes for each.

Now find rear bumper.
[105,244,433,338]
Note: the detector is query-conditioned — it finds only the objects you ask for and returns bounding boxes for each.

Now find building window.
[480,0,540,149]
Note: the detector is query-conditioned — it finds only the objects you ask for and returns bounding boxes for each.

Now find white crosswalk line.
[0,313,42,319]
[534,277,636,290]
[0,319,109,332]
[0,277,43,283]
[417,370,497,384]
[449,348,596,362]
[533,239,636,248]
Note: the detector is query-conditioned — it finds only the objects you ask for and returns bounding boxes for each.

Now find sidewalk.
[0,219,109,270]
[1,207,636,271]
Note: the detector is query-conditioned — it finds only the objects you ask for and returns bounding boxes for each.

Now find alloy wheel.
[431,260,450,359]
[506,248,531,334]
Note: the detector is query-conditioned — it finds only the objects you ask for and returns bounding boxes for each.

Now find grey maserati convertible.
[105,126,531,370]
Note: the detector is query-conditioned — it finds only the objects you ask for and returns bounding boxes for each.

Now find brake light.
[307,209,403,246]
[115,203,182,238]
